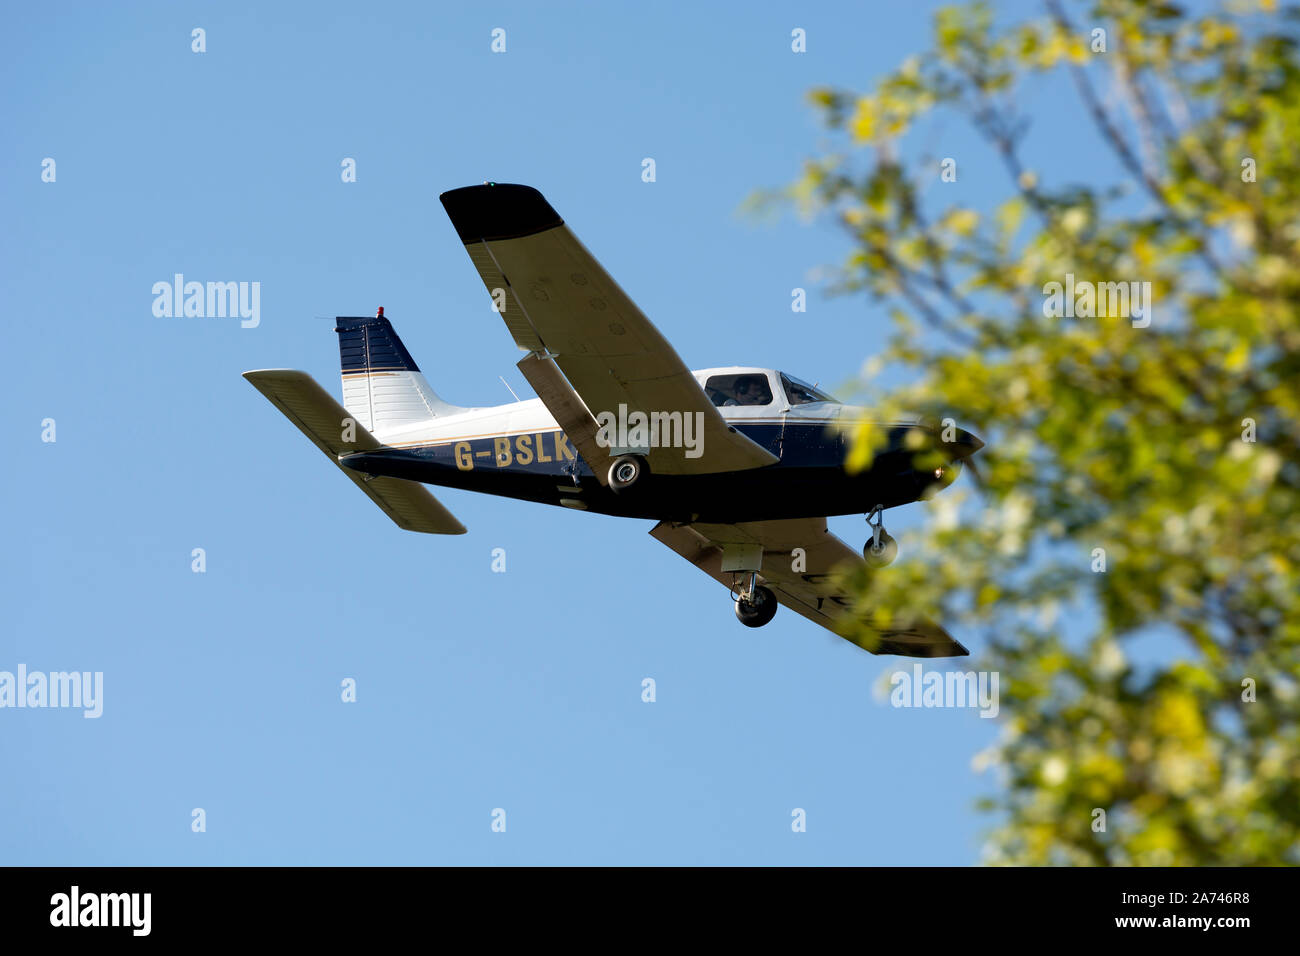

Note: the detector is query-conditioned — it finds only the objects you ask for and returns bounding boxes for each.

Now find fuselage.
[339,367,978,524]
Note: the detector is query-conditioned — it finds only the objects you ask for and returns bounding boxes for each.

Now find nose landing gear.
[864,504,898,567]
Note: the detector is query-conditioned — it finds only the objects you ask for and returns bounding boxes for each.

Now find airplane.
[244,183,984,658]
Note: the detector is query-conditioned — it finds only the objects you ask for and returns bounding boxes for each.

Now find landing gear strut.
[734,572,778,628]
[864,504,898,568]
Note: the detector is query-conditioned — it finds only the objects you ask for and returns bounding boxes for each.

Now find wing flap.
[515,351,614,484]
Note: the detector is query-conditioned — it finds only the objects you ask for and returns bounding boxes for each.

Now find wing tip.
[875,638,970,658]
[404,521,469,536]
[439,183,564,243]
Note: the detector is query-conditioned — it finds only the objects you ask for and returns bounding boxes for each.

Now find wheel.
[608,454,647,494]
[735,585,779,627]
[864,531,898,568]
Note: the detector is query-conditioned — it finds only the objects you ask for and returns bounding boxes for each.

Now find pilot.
[725,375,768,406]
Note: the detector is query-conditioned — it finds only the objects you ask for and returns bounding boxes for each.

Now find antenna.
[499,376,521,403]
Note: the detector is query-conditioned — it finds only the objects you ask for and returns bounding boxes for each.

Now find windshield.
[780,373,836,405]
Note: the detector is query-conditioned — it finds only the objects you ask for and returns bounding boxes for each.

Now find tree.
[773,0,1300,864]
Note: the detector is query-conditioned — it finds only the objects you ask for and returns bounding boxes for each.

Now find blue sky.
[2,0,1103,865]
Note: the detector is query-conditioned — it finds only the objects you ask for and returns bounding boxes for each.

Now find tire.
[735,585,779,628]
[864,532,898,568]
[608,454,647,494]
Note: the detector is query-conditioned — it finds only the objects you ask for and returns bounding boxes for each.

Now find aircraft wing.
[649,517,969,658]
[438,183,779,478]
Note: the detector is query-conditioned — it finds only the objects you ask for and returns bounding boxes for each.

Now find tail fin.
[335,309,466,434]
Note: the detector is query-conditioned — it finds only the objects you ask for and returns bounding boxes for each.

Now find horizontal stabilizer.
[243,369,467,535]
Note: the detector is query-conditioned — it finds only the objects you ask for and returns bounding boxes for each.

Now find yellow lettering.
[493,436,513,467]
[454,441,473,471]
[515,434,534,465]
[536,432,552,463]
[555,432,575,461]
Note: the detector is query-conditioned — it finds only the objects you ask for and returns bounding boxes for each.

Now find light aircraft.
[245,184,984,657]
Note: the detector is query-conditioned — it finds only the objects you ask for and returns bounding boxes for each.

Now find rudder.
[335,308,466,434]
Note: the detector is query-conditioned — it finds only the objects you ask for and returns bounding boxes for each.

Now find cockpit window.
[704,373,774,407]
[780,373,835,405]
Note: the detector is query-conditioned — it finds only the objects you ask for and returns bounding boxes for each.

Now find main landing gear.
[734,572,778,628]
[608,454,647,495]
[864,504,898,568]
